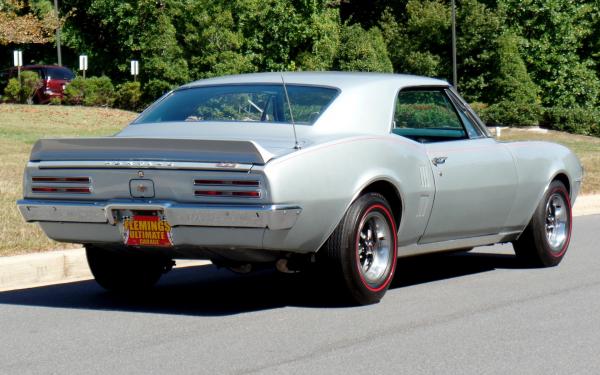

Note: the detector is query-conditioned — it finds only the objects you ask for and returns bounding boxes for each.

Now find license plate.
[122,213,173,247]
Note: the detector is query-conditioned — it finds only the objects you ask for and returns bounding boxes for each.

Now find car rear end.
[17,76,342,266]
[17,137,303,263]
[38,66,74,103]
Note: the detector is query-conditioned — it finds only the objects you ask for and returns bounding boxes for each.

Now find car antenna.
[281,72,301,150]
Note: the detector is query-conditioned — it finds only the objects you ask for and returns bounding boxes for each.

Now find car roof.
[181,71,449,91]
[7,65,73,72]
[22,65,71,69]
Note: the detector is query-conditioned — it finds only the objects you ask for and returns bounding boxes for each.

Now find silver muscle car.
[17,72,583,304]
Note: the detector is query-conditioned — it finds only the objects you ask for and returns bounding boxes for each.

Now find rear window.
[134,84,339,125]
[44,67,74,81]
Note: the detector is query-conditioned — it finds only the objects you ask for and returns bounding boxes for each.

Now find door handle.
[432,156,447,166]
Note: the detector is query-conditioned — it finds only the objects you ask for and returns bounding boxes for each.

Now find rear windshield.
[44,67,74,80]
[134,84,339,125]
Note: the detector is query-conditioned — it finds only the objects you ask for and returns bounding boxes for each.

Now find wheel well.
[553,173,571,195]
[360,180,402,228]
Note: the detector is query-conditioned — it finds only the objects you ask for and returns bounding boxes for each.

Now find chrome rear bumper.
[17,199,302,230]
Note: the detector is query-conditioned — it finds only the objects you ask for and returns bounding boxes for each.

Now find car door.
[392,88,518,244]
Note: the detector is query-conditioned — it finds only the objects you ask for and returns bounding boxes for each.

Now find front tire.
[321,193,398,305]
[513,180,572,267]
[86,245,170,293]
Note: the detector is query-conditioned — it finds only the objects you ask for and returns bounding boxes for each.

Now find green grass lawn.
[0,104,598,255]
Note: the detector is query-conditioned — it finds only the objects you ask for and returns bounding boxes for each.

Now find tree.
[60,0,188,101]
[0,0,59,45]
[379,1,451,78]
[335,23,393,72]
[500,0,600,108]
[490,31,538,105]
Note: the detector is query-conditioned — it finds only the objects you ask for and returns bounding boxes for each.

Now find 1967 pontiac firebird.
[18,72,583,304]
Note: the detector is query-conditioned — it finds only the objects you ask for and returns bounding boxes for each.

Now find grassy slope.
[0,104,598,255]
[0,104,136,255]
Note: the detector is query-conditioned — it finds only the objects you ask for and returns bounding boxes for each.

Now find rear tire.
[320,193,398,305]
[513,180,572,267]
[85,245,170,293]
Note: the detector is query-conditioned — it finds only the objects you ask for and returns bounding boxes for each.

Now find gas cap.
[129,179,155,198]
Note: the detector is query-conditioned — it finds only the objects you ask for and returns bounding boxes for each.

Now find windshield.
[134,84,339,125]
[44,67,74,81]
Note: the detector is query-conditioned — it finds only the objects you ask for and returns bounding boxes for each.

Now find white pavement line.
[0,248,211,292]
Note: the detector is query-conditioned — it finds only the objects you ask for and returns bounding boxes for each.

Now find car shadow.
[0,250,527,316]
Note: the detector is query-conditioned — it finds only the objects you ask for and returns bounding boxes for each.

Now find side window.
[392,89,467,143]
[446,89,487,138]
[455,105,482,138]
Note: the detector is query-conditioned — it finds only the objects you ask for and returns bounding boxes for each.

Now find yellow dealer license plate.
[122,214,173,247]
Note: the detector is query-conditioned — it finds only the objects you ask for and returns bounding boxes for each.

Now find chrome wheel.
[357,211,393,286]
[545,193,569,252]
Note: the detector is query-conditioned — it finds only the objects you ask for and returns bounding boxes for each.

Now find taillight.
[231,191,260,198]
[32,187,91,194]
[193,178,261,198]
[32,177,90,184]
[195,191,225,197]
[194,190,261,198]
[31,176,92,194]
[193,179,260,187]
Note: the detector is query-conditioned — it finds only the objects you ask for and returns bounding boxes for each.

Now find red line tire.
[320,193,398,305]
[513,180,572,267]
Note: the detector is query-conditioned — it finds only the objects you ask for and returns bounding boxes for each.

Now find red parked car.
[2,65,75,104]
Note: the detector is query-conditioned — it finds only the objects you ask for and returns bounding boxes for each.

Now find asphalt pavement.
[0,214,598,375]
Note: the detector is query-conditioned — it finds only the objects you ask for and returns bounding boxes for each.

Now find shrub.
[84,76,115,107]
[469,102,488,115]
[143,79,174,104]
[49,97,62,105]
[115,81,142,111]
[2,71,42,104]
[489,32,539,106]
[63,77,87,105]
[20,71,42,104]
[64,76,115,107]
[479,100,541,127]
[3,78,21,103]
[541,107,600,136]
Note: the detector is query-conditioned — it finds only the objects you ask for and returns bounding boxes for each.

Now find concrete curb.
[573,194,600,217]
[0,248,210,292]
[0,194,598,293]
